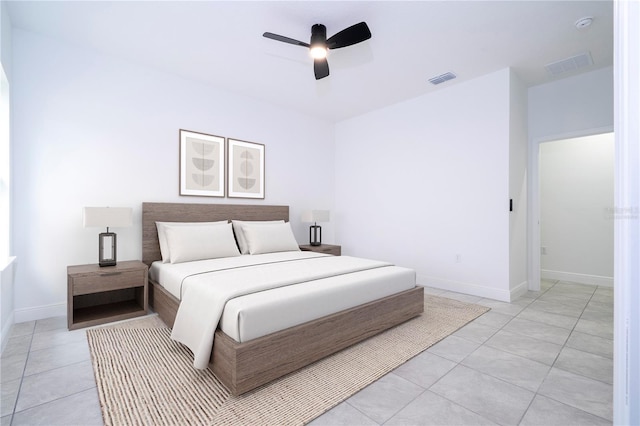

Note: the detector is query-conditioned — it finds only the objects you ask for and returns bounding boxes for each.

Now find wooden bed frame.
[142,202,424,395]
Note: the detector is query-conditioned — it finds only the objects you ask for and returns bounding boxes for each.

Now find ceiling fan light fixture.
[309,24,328,59]
[263,21,371,79]
[310,45,327,59]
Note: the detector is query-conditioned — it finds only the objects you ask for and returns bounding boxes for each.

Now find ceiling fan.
[263,22,372,80]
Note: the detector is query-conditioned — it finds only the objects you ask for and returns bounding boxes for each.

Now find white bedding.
[220,265,415,342]
[150,251,327,299]
[153,252,417,369]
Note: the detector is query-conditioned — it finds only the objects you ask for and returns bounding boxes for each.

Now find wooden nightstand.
[299,244,341,256]
[67,260,148,330]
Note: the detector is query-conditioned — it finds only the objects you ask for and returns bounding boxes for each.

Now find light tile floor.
[1,279,613,425]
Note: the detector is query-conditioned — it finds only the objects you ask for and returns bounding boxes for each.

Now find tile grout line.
[405,285,542,425]
[8,322,36,426]
[458,293,545,424]
[514,280,559,425]
[10,386,99,419]
[6,319,80,423]
[544,284,615,388]
[521,282,612,423]
[431,280,610,425]
[410,281,611,424]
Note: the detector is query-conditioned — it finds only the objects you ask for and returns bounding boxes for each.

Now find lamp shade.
[83,207,132,228]
[301,210,330,223]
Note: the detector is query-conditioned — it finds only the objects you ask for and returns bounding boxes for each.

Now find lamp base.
[309,225,322,246]
[98,232,117,267]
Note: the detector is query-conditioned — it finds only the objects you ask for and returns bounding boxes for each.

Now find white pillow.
[242,222,301,255]
[156,221,228,263]
[231,220,284,254]
[164,223,240,264]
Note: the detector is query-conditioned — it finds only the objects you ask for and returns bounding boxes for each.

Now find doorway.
[529,128,614,291]
[538,132,614,287]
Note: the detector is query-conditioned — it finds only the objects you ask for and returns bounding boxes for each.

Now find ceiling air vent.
[545,52,593,76]
[428,72,457,85]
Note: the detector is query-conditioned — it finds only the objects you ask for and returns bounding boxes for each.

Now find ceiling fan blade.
[263,32,310,48]
[326,22,371,49]
[314,58,330,80]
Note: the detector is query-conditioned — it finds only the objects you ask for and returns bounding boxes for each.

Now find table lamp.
[83,207,133,267]
[301,210,330,246]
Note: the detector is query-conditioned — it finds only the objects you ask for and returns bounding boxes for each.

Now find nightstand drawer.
[72,270,145,296]
[316,246,339,254]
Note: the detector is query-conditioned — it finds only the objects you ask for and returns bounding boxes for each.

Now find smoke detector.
[575,16,593,29]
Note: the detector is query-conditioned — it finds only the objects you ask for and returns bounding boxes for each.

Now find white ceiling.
[6,1,613,122]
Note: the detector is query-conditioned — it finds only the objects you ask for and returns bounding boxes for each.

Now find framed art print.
[227,138,265,199]
[179,129,225,197]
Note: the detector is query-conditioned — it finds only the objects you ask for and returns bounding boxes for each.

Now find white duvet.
[170,251,394,369]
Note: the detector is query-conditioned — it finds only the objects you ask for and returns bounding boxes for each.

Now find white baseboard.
[510,280,529,301]
[417,274,511,302]
[14,303,66,323]
[541,269,613,287]
[1,256,17,353]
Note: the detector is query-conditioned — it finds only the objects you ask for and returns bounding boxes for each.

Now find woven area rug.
[87,294,489,426]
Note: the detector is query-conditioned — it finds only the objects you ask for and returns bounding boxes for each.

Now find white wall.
[11,29,336,321]
[335,69,514,301]
[540,133,614,285]
[613,1,640,421]
[529,67,614,140]
[0,0,15,350]
[0,0,11,81]
[508,69,528,296]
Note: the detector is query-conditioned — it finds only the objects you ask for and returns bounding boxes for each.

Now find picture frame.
[179,129,226,197]
[227,138,265,199]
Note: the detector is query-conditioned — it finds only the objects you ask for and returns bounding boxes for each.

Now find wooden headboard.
[142,202,289,266]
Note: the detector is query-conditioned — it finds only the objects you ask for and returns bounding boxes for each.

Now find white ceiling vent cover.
[428,72,457,85]
[545,52,593,76]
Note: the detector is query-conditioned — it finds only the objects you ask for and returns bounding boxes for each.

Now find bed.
[142,202,424,395]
